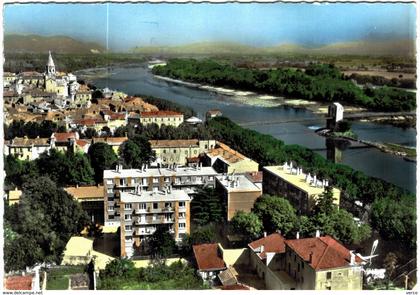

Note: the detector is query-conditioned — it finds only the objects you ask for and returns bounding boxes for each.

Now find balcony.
[162,207,174,212]
[134,208,147,215]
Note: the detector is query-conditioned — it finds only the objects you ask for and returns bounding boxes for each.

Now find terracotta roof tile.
[76,139,90,148]
[193,243,226,271]
[284,235,363,271]
[52,132,78,142]
[245,171,263,183]
[140,111,183,117]
[4,275,33,290]
[207,141,247,164]
[248,233,286,260]
[221,284,252,290]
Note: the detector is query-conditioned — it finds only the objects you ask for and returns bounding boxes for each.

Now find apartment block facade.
[103,165,219,226]
[138,111,184,127]
[119,188,191,257]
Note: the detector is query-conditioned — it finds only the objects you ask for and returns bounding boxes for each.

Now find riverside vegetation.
[153,59,416,112]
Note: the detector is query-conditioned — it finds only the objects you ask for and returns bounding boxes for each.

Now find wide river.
[92,65,416,194]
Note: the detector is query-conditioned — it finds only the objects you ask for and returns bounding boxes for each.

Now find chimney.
[260,245,265,253]
[263,231,267,238]
[316,229,320,238]
[350,251,356,265]
[296,232,300,239]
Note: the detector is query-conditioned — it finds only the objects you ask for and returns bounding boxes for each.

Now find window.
[125,214,132,221]
[164,177,170,182]
[173,149,177,153]
[153,214,157,221]
[185,150,188,155]
[125,236,132,241]
[326,287,331,290]
[165,202,172,208]
[153,177,159,184]
[107,188,113,193]
[209,176,214,181]
[194,150,197,154]
[109,215,114,220]
[326,272,332,280]
[163,149,166,154]
[139,203,146,210]
[179,223,186,229]
[108,206,114,211]
[120,179,125,186]
[124,203,132,209]
[205,144,208,149]
[125,225,132,231]
[153,203,158,209]
[179,212,186,219]
[301,262,304,270]
[179,201,185,208]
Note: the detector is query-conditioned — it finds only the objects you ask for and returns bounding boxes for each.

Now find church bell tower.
[46,50,56,77]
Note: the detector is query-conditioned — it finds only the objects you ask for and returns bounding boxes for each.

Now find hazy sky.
[4,3,416,51]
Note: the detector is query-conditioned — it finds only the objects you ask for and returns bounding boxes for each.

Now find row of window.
[107,176,213,187]
[111,201,186,212]
[142,117,182,122]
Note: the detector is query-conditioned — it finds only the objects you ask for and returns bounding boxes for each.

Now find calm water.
[92,66,416,193]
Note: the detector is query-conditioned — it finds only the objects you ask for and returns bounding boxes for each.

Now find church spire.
[46,50,56,77]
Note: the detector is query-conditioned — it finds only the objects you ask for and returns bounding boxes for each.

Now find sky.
[3,3,416,52]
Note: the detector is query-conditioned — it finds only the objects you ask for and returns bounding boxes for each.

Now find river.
[91,65,416,194]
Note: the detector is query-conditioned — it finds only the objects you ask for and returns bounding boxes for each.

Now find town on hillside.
[4,51,413,291]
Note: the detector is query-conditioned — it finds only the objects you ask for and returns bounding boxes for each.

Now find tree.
[66,152,95,185]
[252,195,297,236]
[4,177,89,271]
[190,187,224,225]
[384,252,398,289]
[100,257,136,279]
[83,128,98,139]
[311,210,371,244]
[312,186,336,215]
[148,226,177,259]
[119,135,155,169]
[230,211,263,242]
[88,142,118,183]
[179,226,216,256]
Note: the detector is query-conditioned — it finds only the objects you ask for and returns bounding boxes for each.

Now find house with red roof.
[192,243,227,282]
[50,131,80,153]
[248,233,364,290]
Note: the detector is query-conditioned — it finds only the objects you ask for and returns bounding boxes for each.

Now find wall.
[132,257,187,268]
[315,266,363,290]
[219,246,249,267]
[227,191,262,221]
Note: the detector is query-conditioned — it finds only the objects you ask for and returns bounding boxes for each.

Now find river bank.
[153,75,414,128]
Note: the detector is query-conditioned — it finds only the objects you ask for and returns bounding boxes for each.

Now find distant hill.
[132,40,415,57]
[5,34,106,54]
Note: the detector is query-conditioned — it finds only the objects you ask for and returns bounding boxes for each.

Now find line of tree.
[4,120,66,140]
[206,116,416,248]
[152,59,416,112]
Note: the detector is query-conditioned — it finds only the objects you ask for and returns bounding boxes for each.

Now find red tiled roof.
[140,111,183,117]
[76,139,90,148]
[245,171,263,183]
[284,235,363,271]
[248,233,286,260]
[92,137,128,145]
[76,118,97,126]
[207,109,222,115]
[52,132,78,142]
[109,113,126,120]
[221,284,252,290]
[193,243,226,271]
[4,275,33,290]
